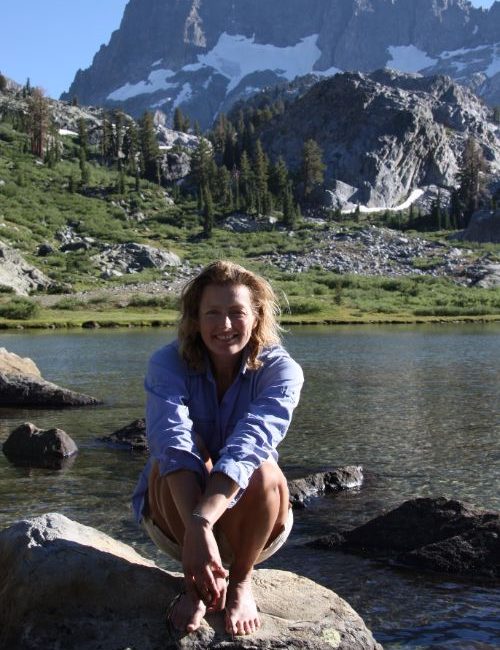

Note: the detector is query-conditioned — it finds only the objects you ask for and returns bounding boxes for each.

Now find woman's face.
[198,283,257,369]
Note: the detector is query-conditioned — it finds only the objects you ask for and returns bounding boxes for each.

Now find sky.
[0,0,496,100]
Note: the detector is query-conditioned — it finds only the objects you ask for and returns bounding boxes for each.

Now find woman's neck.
[211,356,241,401]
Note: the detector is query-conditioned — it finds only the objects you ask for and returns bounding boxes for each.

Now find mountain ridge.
[62,0,500,127]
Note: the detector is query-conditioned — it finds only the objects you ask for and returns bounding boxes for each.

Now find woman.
[132,261,303,636]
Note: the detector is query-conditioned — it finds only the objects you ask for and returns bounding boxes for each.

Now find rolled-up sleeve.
[145,350,205,478]
[213,352,304,489]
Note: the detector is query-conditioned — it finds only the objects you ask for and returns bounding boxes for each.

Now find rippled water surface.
[1,324,499,648]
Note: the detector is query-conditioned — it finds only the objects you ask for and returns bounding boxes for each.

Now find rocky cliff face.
[62,0,500,127]
[258,70,500,209]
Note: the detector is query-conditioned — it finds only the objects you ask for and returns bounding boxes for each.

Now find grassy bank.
[1,272,499,330]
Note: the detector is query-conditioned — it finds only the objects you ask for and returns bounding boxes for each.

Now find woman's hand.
[182,517,228,611]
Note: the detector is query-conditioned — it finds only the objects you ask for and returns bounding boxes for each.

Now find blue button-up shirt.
[132,340,304,522]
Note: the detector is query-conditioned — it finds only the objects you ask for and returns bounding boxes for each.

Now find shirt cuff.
[158,448,206,479]
[213,456,254,490]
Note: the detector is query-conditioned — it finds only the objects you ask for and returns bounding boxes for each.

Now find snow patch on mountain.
[486,44,500,76]
[198,32,323,92]
[387,45,437,73]
[108,69,176,101]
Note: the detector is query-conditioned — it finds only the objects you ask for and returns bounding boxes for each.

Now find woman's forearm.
[166,469,239,529]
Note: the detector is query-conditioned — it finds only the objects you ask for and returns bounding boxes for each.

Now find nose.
[223,314,232,329]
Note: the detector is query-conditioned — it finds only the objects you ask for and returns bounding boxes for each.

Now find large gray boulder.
[0,239,52,295]
[454,209,500,244]
[311,497,500,580]
[0,348,101,408]
[0,513,382,650]
[0,371,101,408]
[91,242,181,278]
[0,347,41,377]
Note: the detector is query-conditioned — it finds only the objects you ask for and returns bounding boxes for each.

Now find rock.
[0,239,53,295]
[0,371,101,408]
[160,149,192,182]
[98,417,147,451]
[312,497,500,580]
[0,347,41,377]
[60,241,91,253]
[0,513,382,650]
[91,242,181,277]
[36,243,54,257]
[288,466,364,509]
[2,423,78,469]
[261,71,499,210]
[453,209,500,244]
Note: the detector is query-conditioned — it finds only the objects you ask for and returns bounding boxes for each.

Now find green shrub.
[413,306,494,317]
[288,298,323,315]
[52,297,86,310]
[126,294,179,310]
[0,297,40,320]
[0,284,14,294]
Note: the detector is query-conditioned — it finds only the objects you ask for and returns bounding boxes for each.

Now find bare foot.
[225,577,260,636]
[169,591,207,633]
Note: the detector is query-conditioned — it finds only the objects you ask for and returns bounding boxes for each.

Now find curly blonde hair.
[178,261,282,370]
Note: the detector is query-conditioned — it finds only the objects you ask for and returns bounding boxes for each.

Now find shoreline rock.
[0,513,383,650]
[0,348,101,408]
[0,371,101,408]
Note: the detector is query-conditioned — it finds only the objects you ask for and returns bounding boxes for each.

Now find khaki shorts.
[142,507,293,567]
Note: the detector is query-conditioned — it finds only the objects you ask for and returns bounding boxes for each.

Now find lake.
[1,324,499,649]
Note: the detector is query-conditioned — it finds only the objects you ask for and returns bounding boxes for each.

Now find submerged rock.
[0,513,382,650]
[98,418,147,451]
[288,466,364,509]
[311,497,500,580]
[3,422,78,469]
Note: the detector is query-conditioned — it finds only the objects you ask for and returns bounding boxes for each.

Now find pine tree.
[191,137,213,190]
[239,151,255,212]
[0,73,7,92]
[26,88,50,157]
[173,107,189,133]
[202,184,214,238]
[269,156,289,200]
[455,137,489,228]
[123,122,139,175]
[282,182,296,230]
[101,114,112,164]
[79,146,90,187]
[139,112,160,182]
[301,139,325,199]
[253,139,269,215]
[77,118,88,156]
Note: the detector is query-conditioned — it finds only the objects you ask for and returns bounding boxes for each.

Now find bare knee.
[244,462,289,516]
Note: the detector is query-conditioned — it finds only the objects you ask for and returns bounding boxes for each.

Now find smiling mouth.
[215,333,238,342]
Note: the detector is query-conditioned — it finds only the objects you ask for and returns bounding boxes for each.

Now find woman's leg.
[147,462,208,632]
[218,461,289,636]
